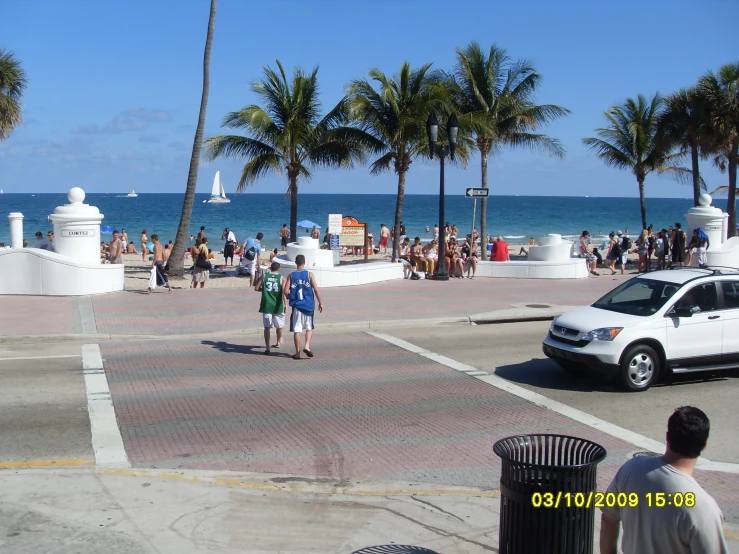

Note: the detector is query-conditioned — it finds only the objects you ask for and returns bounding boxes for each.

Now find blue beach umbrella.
[296,220,320,229]
[100,225,115,234]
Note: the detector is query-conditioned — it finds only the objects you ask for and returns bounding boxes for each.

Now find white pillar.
[49,187,104,264]
[8,212,24,249]
[686,194,727,249]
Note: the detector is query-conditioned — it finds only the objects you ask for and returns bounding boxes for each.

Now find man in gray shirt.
[600,406,728,554]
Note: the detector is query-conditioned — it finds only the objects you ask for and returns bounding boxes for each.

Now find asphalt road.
[387,320,739,464]
[0,342,93,465]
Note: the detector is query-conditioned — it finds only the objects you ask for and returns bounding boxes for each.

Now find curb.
[0,312,564,344]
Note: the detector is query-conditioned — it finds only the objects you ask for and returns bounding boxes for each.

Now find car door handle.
[708,315,720,320]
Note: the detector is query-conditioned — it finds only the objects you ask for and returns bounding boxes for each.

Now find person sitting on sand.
[518,237,536,256]
[269,248,279,263]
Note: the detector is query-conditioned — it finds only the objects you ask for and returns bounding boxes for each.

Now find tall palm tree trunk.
[289,176,298,245]
[479,148,489,260]
[728,139,738,238]
[169,0,216,277]
[637,177,647,230]
[690,144,701,207]
[391,172,406,262]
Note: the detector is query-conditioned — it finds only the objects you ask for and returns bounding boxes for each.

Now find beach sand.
[120,242,641,291]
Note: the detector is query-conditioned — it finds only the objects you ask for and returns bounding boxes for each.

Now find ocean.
[0,193,726,251]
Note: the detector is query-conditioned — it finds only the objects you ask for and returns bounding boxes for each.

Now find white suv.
[542,267,739,391]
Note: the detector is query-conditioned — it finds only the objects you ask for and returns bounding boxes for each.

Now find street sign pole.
[471,198,477,250]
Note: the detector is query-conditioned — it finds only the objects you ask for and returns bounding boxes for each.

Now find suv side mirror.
[670,306,694,318]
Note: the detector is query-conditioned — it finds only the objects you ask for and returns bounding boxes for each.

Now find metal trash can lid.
[351,546,441,554]
[493,434,606,469]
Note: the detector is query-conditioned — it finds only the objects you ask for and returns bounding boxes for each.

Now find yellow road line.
[95,468,501,498]
[0,459,93,469]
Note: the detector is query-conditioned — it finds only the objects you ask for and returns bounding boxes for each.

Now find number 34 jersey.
[259,272,284,314]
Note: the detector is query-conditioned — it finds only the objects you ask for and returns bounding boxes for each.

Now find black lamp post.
[426,111,459,281]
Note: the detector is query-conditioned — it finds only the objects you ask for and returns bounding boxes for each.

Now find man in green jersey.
[255,261,286,355]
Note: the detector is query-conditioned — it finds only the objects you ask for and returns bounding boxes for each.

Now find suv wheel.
[618,345,659,392]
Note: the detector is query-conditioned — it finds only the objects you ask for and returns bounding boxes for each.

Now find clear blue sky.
[1,0,736,197]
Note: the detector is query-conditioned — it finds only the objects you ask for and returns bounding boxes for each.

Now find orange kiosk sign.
[340,216,369,262]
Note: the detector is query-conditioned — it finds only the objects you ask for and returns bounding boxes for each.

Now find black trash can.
[493,434,607,554]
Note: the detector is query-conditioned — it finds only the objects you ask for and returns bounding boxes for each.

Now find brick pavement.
[88,274,631,336]
[0,296,76,336]
[101,332,739,524]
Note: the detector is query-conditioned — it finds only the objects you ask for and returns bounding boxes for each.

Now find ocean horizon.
[0,193,728,251]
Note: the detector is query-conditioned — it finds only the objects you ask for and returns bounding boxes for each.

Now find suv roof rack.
[667,265,739,276]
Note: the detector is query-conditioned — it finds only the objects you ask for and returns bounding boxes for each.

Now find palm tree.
[452,42,569,259]
[699,62,739,237]
[584,94,675,230]
[0,49,28,141]
[204,61,381,243]
[349,62,468,261]
[169,0,217,277]
[658,87,711,206]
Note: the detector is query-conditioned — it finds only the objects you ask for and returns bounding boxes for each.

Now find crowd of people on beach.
[575,223,711,277]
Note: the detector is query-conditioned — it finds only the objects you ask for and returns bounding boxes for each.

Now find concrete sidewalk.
[0,467,500,554]
[0,273,631,341]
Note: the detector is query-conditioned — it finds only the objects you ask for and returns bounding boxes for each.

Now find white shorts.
[262,313,285,329]
[290,309,314,333]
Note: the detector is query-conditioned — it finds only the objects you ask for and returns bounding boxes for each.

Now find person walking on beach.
[148,234,172,293]
[190,237,210,289]
[284,254,323,360]
[121,229,128,250]
[140,230,148,262]
[239,232,263,286]
[108,230,123,264]
[600,406,728,554]
[606,232,623,275]
[278,224,290,250]
[310,225,320,240]
[671,222,686,268]
[197,226,206,242]
[379,224,390,255]
[255,261,286,355]
[223,228,237,266]
[433,224,439,241]
[578,231,598,276]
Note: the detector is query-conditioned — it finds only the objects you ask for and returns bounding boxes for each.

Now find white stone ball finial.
[68,187,85,204]
[698,193,712,207]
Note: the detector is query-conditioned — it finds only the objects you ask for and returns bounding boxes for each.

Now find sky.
[0,0,736,198]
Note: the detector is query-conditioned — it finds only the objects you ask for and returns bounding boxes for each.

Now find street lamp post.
[426,112,459,281]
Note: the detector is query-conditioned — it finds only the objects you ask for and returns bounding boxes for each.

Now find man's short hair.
[256,232,264,240]
[270,261,281,272]
[113,230,119,235]
[35,232,43,238]
[667,406,710,458]
[200,226,205,231]
[295,254,305,266]
[151,234,158,241]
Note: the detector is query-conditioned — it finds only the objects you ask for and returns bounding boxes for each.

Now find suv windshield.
[592,278,681,316]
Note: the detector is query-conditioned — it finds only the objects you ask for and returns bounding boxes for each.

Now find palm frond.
[202,135,277,162]
[658,166,707,190]
[369,152,395,175]
[237,153,283,190]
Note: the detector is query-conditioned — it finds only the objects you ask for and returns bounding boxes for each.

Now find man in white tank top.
[600,406,728,554]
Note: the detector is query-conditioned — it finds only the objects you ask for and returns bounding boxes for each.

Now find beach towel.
[148,267,157,290]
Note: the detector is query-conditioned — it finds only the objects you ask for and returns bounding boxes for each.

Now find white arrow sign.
[465,187,489,198]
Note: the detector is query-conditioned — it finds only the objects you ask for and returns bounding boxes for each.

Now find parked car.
[542,267,739,391]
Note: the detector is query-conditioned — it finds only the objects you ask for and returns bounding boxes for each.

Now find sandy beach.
[120,242,642,291]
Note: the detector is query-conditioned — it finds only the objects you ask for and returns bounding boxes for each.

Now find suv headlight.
[582,327,623,342]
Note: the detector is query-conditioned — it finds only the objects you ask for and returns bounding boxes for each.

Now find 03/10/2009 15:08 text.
[531,491,696,509]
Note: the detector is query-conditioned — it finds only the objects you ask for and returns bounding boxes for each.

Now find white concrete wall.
[706,236,739,268]
[474,259,589,279]
[275,257,404,288]
[285,237,334,268]
[0,249,124,296]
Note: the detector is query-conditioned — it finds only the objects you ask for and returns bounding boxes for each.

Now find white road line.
[0,354,82,362]
[367,331,739,474]
[81,344,130,469]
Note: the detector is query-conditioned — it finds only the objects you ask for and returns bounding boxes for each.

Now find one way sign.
[465,187,489,198]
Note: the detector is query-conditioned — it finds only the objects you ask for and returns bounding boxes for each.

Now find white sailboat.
[203,171,230,203]
[126,190,138,197]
